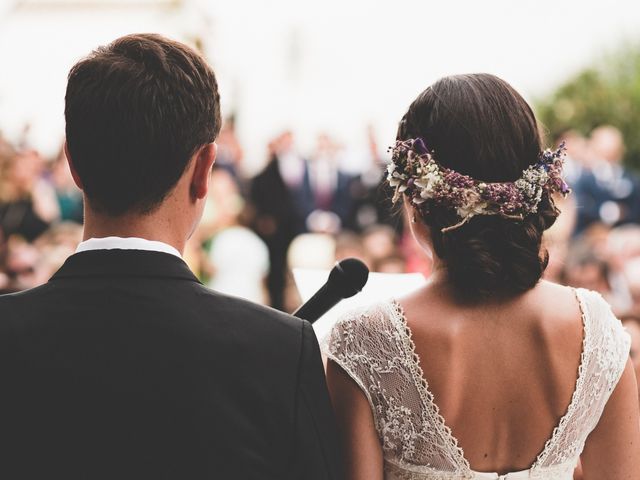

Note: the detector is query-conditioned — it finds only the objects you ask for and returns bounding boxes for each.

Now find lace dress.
[323,288,630,480]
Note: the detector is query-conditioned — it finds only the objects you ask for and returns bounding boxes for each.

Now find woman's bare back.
[399,280,584,474]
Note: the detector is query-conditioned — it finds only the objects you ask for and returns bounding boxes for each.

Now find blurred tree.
[536,43,640,171]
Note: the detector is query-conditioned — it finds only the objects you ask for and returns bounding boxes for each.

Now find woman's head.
[396,74,559,302]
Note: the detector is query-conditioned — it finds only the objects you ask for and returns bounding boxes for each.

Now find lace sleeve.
[322,304,392,412]
[322,304,424,453]
[322,303,466,474]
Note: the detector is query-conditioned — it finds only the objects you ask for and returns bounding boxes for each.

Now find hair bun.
[432,194,558,301]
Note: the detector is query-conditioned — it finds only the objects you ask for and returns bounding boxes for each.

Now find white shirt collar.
[76,236,182,259]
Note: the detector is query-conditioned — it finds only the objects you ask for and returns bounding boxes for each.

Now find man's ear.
[63,141,84,190]
[191,142,217,200]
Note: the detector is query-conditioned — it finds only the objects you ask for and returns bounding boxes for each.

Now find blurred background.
[2,0,640,360]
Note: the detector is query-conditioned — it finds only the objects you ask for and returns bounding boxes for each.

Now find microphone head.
[328,258,369,299]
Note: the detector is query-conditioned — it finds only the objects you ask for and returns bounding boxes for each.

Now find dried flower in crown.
[386,138,571,232]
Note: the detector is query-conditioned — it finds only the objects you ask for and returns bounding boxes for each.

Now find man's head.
[64,33,221,216]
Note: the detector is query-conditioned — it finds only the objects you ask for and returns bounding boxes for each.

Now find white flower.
[388,171,407,188]
[516,176,545,204]
[415,169,442,199]
[457,204,488,218]
[521,166,549,187]
[455,190,487,218]
[420,189,433,200]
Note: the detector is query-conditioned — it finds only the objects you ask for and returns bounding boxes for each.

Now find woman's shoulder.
[564,284,628,336]
[331,299,401,330]
[537,279,614,311]
[538,282,631,388]
[322,299,405,360]
[535,281,627,341]
[533,281,605,325]
[535,279,579,304]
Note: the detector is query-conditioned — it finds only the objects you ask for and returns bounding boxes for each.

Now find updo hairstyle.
[397,74,559,301]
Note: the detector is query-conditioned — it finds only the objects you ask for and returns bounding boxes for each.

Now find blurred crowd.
[1,122,640,331]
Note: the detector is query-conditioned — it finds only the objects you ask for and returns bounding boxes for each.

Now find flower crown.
[387,138,571,232]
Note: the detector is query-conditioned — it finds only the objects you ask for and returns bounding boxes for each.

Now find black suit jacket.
[0,249,342,480]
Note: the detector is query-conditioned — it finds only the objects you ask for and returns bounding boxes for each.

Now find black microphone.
[293,258,369,323]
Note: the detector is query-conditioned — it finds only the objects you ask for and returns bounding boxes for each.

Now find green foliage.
[535,44,640,171]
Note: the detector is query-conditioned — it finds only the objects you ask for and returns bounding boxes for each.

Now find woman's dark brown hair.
[397,74,559,301]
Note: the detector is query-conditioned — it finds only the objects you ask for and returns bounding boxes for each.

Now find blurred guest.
[334,231,368,265]
[601,224,640,314]
[562,240,611,298]
[555,129,591,186]
[249,131,309,309]
[573,125,640,232]
[30,222,83,286]
[208,226,269,303]
[0,228,9,293]
[34,221,82,251]
[3,235,40,290]
[544,194,577,282]
[621,316,640,401]
[373,254,406,274]
[361,224,398,265]
[345,125,397,232]
[623,258,640,318]
[199,167,247,243]
[0,134,13,160]
[306,133,356,234]
[286,233,336,313]
[606,224,640,268]
[0,149,57,241]
[51,146,83,224]
[287,233,336,271]
[204,169,269,304]
[214,115,244,179]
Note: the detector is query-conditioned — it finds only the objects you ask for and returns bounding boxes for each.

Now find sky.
[0,0,639,171]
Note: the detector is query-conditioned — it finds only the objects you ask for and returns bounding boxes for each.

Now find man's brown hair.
[65,33,221,215]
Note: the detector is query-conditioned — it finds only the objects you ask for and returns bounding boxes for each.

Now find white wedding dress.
[323,288,630,480]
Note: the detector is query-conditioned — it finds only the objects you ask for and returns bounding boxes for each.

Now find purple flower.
[412,138,429,155]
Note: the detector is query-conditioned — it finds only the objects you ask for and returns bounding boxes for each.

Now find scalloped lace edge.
[388,299,473,477]
[531,287,589,469]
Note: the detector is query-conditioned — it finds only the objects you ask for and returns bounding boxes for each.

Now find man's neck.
[82,209,189,255]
